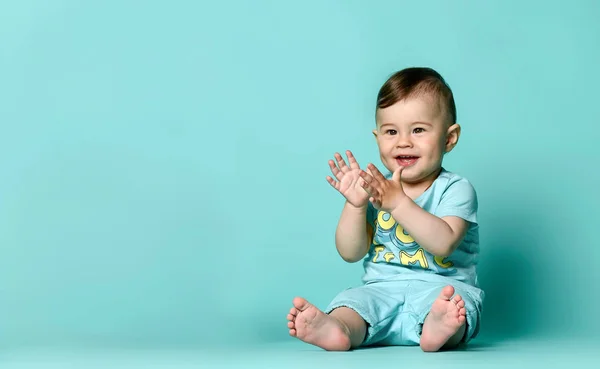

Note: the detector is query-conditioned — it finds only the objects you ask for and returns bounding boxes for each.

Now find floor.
[2,338,597,368]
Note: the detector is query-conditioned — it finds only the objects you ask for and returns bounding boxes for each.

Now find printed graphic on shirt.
[370,210,457,275]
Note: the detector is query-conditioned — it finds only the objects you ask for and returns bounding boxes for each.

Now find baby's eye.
[413,128,425,134]
[386,129,397,135]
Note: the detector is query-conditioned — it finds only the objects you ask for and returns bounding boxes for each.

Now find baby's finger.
[334,152,350,173]
[360,178,370,193]
[328,160,344,181]
[366,167,383,188]
[359,170,377,187]
[362,172,383,199]
[366,167,374,181]
[326,175,340,190]
[346,150,360,170]
[361,178,379,198]
[368,163,387,183]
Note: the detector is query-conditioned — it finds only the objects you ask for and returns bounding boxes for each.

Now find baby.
[286,67,484,352]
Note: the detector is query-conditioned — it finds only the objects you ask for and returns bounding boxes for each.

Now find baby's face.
[373,95,457,185]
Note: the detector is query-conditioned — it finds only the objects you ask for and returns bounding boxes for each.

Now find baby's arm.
[334,202,371,263]
[390,199,469,257]
[359,165,476,258]
[389,177,476,257]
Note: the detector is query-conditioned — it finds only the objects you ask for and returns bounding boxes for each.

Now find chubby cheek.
[418,138,442,157]
[378,142,395,156]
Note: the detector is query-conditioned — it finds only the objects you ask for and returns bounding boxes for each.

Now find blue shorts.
[324,279,484,347]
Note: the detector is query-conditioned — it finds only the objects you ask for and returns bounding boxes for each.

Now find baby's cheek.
[422,137,441,150]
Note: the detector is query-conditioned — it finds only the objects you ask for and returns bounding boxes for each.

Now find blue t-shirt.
[362,168,481,288]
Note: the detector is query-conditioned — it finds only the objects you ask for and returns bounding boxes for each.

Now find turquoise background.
[1,0,598,352]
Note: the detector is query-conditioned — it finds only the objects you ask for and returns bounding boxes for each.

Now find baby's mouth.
[395,156,419,167]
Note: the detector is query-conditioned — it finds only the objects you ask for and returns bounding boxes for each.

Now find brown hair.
[376,67,456,125]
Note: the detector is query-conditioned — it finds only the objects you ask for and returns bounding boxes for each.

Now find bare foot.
[420,285,466,352]
[287,297,351,351]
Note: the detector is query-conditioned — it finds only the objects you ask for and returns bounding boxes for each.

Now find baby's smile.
[395,155,419,167]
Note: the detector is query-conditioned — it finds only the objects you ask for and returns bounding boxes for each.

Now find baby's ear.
[445,123,461,153]
[372,129,378,139]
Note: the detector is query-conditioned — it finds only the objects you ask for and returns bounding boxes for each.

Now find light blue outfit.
[325,168,485,346]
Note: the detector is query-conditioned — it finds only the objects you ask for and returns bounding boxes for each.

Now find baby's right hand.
[326,150,370,208]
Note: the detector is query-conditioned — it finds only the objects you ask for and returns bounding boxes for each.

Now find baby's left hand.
[359,164,408,213]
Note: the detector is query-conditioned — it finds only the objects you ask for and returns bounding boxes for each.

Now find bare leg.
[420,285,467,352]
[329,306,367,348]
[287,297,367,351]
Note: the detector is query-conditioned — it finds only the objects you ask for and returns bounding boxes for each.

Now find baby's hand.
[326,151,370,208]
[359,164,408,213]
